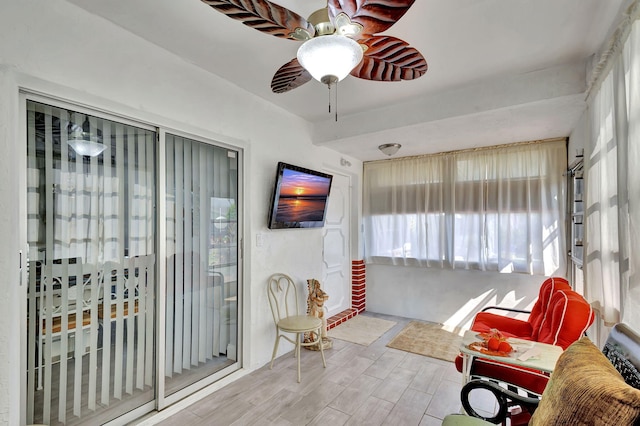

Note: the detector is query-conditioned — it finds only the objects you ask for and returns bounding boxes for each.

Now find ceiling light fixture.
[379,143,401,156]
[297,32,364,122]
[297,34,363,87]
[67,117,107,157]
[67,137,107,157]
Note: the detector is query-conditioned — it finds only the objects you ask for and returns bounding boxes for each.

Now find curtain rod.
[367,137,567,164]
[586,0,640,102]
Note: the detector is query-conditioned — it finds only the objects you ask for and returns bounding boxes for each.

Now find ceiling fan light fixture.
[67,117,108,157]
[379,143,401,156]
[297,35,363,85]
[307,8,334,36]
[67,136,108,157]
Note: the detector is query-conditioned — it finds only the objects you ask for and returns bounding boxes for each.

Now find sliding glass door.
[164,134,239,397]
[25,100,241,423]
[26,100,157,425]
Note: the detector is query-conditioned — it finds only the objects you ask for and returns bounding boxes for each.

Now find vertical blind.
[25,100,241,423]
[26,101,156,425]
[164,134,238,395]
[363,140,567,275]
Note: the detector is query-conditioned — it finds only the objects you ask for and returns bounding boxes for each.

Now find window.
[363,140,566,275]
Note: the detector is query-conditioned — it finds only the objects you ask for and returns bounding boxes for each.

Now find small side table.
[459,330,563,384]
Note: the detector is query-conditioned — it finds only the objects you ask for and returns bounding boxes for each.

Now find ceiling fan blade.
[327,0,416,35]
[201,0,315,40]
[271,58,312,93]
[351,36,427,81]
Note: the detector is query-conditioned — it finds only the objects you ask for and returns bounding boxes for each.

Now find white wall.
[0,1,361,424]
[0,66,24,426]
[0,1,616,424]
[367,265,543,327]
[568,111,588,165]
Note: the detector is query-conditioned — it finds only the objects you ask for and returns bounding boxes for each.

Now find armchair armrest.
[472,311,534,338]
[481,306,531,315]
[461,379,540,424]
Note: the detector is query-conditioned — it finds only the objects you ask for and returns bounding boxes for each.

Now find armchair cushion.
[470,277,571,341]
[466,357,550,396]
[536,289,594,349]
[530,337,640,425]
[529,277,571,340]
[471,312,533,339]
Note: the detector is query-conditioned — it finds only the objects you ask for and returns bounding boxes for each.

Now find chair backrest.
[602,323,640,390]
[36,258,98,313]
[537,289,594,349]
[101,254,155,319]
[32,258,100,336]
[267,273,300,325]
[529,277,571,340]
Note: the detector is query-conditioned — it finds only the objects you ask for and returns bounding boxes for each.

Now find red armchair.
[454,278,595,424]
[470,277,572,341]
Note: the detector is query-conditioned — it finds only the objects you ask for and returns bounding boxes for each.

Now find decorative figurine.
[304,278,333,350]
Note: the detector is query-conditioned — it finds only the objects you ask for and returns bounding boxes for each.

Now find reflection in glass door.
[25,100,157,425]
[164,134,239,396]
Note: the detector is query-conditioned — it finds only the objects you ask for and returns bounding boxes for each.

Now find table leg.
[461,353,472,385]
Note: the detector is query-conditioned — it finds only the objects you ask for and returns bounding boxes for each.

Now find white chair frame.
[267,273,326,382]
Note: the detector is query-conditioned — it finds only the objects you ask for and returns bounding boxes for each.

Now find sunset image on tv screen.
[275,168,331,223]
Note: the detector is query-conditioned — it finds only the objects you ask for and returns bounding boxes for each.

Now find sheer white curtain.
[585,13,640,326]
[363,140,566,275]
[626,19,640,328]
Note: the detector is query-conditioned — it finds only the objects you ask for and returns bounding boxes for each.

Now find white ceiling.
[67,0,629,161]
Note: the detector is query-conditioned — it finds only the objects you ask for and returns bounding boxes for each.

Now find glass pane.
[26,100,157,425]
[164,134,239,396]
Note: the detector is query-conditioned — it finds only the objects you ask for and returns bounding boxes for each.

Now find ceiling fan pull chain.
[326,81,339,121]
[335,82,338,122]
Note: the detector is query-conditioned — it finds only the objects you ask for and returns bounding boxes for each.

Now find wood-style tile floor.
[152,313,463,425]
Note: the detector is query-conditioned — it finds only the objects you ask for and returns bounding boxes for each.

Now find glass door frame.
[19,92,244,424]
[156,128,244,411]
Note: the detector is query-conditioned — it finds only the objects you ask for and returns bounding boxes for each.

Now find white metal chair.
[30,258,100,391]
[267,273,326,382]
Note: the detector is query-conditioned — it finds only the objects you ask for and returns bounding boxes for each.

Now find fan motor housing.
[308,8,335,36]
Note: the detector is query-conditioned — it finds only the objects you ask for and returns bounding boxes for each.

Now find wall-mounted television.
[267,162,333,229]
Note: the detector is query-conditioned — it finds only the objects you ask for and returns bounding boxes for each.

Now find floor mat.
[387,321,465,362]
[328,315,397,346]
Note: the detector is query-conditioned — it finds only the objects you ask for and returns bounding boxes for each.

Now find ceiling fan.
[200,0,428,94]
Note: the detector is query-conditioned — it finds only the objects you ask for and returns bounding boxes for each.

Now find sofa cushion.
[530,337,640,425]
[603,323,640,389]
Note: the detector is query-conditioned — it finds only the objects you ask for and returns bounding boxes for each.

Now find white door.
[322,172,351,316]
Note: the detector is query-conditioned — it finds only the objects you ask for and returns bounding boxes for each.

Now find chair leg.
[296,333,302,383]
[318,327,326,368]
[270,333,280,370]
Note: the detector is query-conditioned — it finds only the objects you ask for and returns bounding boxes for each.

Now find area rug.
[328,315,397,346]
[387,321,465,362]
